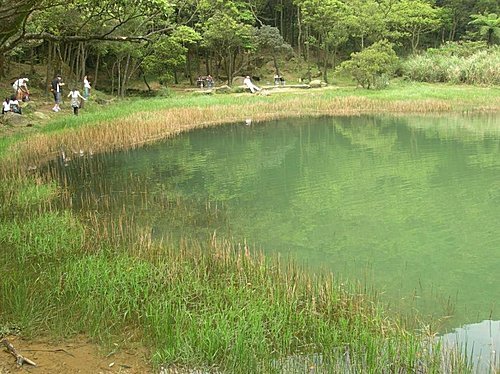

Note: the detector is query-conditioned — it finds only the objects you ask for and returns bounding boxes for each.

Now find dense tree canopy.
[0,0,498,89]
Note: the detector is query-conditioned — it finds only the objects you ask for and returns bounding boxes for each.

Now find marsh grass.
[1,85,497,372]
[0,179,474,372]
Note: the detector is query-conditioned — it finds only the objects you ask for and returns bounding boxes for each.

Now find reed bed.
[2,87,498,372]
[2,90,498,176]
[0,202,472,372]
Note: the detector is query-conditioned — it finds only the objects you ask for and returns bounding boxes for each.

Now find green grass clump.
[402,47,500,86]
[0,211,84,263]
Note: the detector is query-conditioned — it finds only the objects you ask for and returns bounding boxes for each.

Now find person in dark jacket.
[51,75,64,112]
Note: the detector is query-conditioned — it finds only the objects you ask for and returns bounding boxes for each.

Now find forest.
[1,0,499,94]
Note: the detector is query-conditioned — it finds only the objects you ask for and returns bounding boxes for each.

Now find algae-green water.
[54,115,499,337]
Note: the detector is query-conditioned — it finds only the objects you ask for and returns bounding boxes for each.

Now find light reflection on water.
[441,320,499,373]
[50,114,500,358]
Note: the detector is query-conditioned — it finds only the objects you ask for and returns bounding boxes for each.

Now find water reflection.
[48,114,500,341]
[442,320,499,373]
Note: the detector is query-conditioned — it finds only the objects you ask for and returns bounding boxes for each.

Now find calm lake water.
[53,114,499,364]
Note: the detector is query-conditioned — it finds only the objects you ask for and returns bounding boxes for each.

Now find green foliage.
[426,40,489,57]
[338,40,399,89]
[142,36,189,83]
[469,13,500,45]
[386,0,442,52]
[402,46,500,85]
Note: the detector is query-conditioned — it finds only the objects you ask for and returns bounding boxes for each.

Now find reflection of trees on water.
[50,115,500,328]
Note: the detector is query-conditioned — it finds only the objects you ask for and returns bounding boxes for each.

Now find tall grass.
[1,87,497,372]
[402,46,500,86]
[0,171,475,373]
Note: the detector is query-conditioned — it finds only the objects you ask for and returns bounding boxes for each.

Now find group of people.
[196,75,214,89]
[51,74,91,115]
[2,96,22,115]
[2,77,29,115]
[2,74,91,117]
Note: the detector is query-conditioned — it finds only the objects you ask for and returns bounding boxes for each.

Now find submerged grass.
[1,83,498,372]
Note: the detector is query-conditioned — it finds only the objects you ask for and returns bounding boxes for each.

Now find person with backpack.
[8,95,22,114]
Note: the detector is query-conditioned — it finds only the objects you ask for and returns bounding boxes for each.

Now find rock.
[33,111,48,120]
[2,112,25,126]
[214,85,231,94]
[309,79,325,88]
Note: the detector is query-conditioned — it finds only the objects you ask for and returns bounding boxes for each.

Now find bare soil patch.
[0,336,152,374]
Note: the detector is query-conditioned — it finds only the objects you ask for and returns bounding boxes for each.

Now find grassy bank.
[1,83,498,372]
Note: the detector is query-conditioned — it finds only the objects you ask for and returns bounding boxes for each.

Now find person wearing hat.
[12,77,29,100]
[243,76,261,94]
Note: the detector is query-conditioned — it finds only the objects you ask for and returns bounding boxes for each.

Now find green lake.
[53,114,499,356]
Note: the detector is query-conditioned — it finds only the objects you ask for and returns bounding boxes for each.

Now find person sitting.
[9,95,22,114]
[243,76,261,94]
[274,74,280,85]
[2,97,10,114]
[206,75,214,88]
[196,76,204,88]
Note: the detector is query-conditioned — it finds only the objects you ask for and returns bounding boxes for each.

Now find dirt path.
[0,336,152,374]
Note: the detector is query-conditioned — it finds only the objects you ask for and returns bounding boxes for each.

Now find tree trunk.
[94,52,100,90]
[297,7,302,58]
[322,41,329,84]
[45,41,52,97]
[0,53,5,78]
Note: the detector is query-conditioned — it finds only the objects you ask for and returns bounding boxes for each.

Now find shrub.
[337,40,399,89]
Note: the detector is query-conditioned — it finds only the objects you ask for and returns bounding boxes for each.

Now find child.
[2,97,10,114]
[9,95,21,114]
[68,88,86,115]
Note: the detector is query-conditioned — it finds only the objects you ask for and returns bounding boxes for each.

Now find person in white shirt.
[12,78,29,100]
[83,75,91,99]
[243,76,261,94]
[8,96,21,114]
[2,97,10,114]
[68,88,86,115]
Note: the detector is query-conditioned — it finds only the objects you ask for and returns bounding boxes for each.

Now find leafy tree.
[338,39,399,89]
[254,25,293,75]
[296,0,351,83]
[388,0,442,53]
[142,26,202,85]
[345,0,386,50]
[469,13,500,45]
[201,12,255,85]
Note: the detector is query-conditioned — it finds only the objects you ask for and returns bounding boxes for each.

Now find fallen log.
[1,338,37,367]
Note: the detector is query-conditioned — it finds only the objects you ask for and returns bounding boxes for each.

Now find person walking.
[51,75,64,112]
[68,87,86,115]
